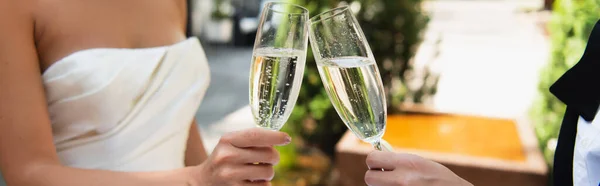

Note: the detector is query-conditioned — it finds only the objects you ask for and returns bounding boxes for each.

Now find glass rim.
[309,6,350,24]
[265,2,309,16]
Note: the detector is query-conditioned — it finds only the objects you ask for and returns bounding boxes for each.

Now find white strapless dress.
[42,37,210,171]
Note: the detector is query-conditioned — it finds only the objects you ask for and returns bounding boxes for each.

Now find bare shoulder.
[0,0,34,20]
[0,0,35,41]
[0,0,37,65]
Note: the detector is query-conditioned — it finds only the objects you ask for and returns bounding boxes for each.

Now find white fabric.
[42,37,210,171]
[574,108,600,186]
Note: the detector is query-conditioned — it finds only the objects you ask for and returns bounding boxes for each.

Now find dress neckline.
[43,37,198,76]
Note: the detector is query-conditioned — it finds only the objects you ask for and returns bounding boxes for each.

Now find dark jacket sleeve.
[549,19,600,186]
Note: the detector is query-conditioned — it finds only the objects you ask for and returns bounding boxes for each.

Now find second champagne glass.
[249,2,309,131]
[308,6,392,151]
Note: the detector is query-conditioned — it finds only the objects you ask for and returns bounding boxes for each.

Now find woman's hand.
[191,128,291,186]
[365,151,473,186]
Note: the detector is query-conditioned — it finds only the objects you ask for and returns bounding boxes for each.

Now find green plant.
[211,0,232,20]
[270,1,429,184]
[531,0,600,172]
[284,0,430,157]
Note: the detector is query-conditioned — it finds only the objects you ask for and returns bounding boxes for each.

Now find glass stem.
[372,139,393,172]
[373,141,384,151]
[372,140,385,172]
[372,139,393,152]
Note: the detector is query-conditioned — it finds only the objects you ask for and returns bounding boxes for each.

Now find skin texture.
[0,0,288,185]
[364,151,474,186]
[185,122,209,166]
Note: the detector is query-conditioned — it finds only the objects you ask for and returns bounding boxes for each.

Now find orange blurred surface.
[382,114,526,162]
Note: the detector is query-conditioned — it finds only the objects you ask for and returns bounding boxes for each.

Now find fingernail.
[284,135,292,144]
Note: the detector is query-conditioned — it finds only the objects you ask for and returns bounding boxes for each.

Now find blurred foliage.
[272,0,430,185]
[530,0,600,172]
[211,0,233,20]
[284,0,429,156]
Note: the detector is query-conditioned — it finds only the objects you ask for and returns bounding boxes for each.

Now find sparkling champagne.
[250,47,306,130]
[317,57,386,143]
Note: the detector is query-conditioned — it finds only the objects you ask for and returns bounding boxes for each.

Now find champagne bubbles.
[249,48,306,130]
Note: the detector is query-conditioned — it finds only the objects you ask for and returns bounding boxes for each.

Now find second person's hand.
[365,151,473,186]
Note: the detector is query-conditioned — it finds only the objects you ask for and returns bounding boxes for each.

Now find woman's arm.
[0,1,196,185]
[185,120,208,166]
[1,1,288,185]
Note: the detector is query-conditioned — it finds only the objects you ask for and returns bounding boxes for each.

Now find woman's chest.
[33,0,187,70]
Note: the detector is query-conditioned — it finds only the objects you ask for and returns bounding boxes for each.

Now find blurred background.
[189,0,598,185]
[0,0,597,185]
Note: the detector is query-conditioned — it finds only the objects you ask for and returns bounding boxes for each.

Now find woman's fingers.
[364,151,473,186]
[205,128,288,185]
[237,146,280,165]
[367,151,425,171]
[217,164,275,182]
[209,144,281,167]
[222,128,291,148]
[244,180,272,186]
[242,164,276,182]
[366,151,398,170]
[364,169,402,186]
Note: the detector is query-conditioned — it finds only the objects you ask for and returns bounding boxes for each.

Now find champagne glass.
[249,2,309,131]
[308,6,393,151]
